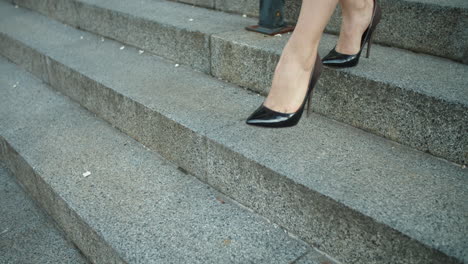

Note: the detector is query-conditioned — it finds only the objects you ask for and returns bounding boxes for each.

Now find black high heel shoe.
[322,0,381,68]
[246,55,323,128]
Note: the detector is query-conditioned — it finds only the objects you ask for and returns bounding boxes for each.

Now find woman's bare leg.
[335,0,374,55]
[263,0,339,114]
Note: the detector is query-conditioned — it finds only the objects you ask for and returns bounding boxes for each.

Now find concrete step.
[0,164,88,264]
[0,58,335,264]
[173,0,468,64]
[1,4,466,264]
[6,0,467,164]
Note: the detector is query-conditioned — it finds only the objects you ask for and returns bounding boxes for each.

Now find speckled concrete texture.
[0,165,88,264]
[5,0,466,164]
[214,0,259,17]
[204,119,468,264]
[0,59,312,264]
[294,250,339,264]
[12,0,251,73]
[169,0,261,17]
[361,0,468,64]
[174,0,215,8]
[0,4,467,264]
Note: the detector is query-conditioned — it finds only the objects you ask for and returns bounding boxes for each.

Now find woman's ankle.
[336,0,374,54]
[278,41,319,72]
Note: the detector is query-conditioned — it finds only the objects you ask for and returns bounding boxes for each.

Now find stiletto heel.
[246,55,323,128]
[322,0,381,67]
[366,30,373,58]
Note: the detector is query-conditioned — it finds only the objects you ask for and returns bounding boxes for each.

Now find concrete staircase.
[0,0,466,263]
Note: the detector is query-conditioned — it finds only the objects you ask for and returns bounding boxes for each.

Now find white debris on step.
[138,50,144,54]
[274,34,282,37]
[80,36,83,40]
[120,46,125,50]
[13,81,19,88]
[82,171,91,177]
[175,64,179,67]
[101,37,105,42]
[242,14,247,18]
[188,18,194,21]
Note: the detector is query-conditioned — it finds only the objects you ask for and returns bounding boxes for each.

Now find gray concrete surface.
[4,0,466,164]
[174,0,215,8]
[0,6,466,263]
[294,250,339,264]
[0,58,324,264]
[0,164,88,264]
[172,0,468,64]
[11,0,251,73]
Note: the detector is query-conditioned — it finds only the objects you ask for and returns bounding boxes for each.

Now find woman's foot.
[246,0,339,127]
[335,0,374,55]
[263,40,318,114]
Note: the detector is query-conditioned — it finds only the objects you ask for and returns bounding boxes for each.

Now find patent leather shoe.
[322,0,381,68]
[246,54,323,128]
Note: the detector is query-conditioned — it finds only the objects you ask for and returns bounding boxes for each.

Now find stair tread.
[0,164,88,264]
[0,3,466,262]
[0,58,329,263]
[86,0,248,34]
